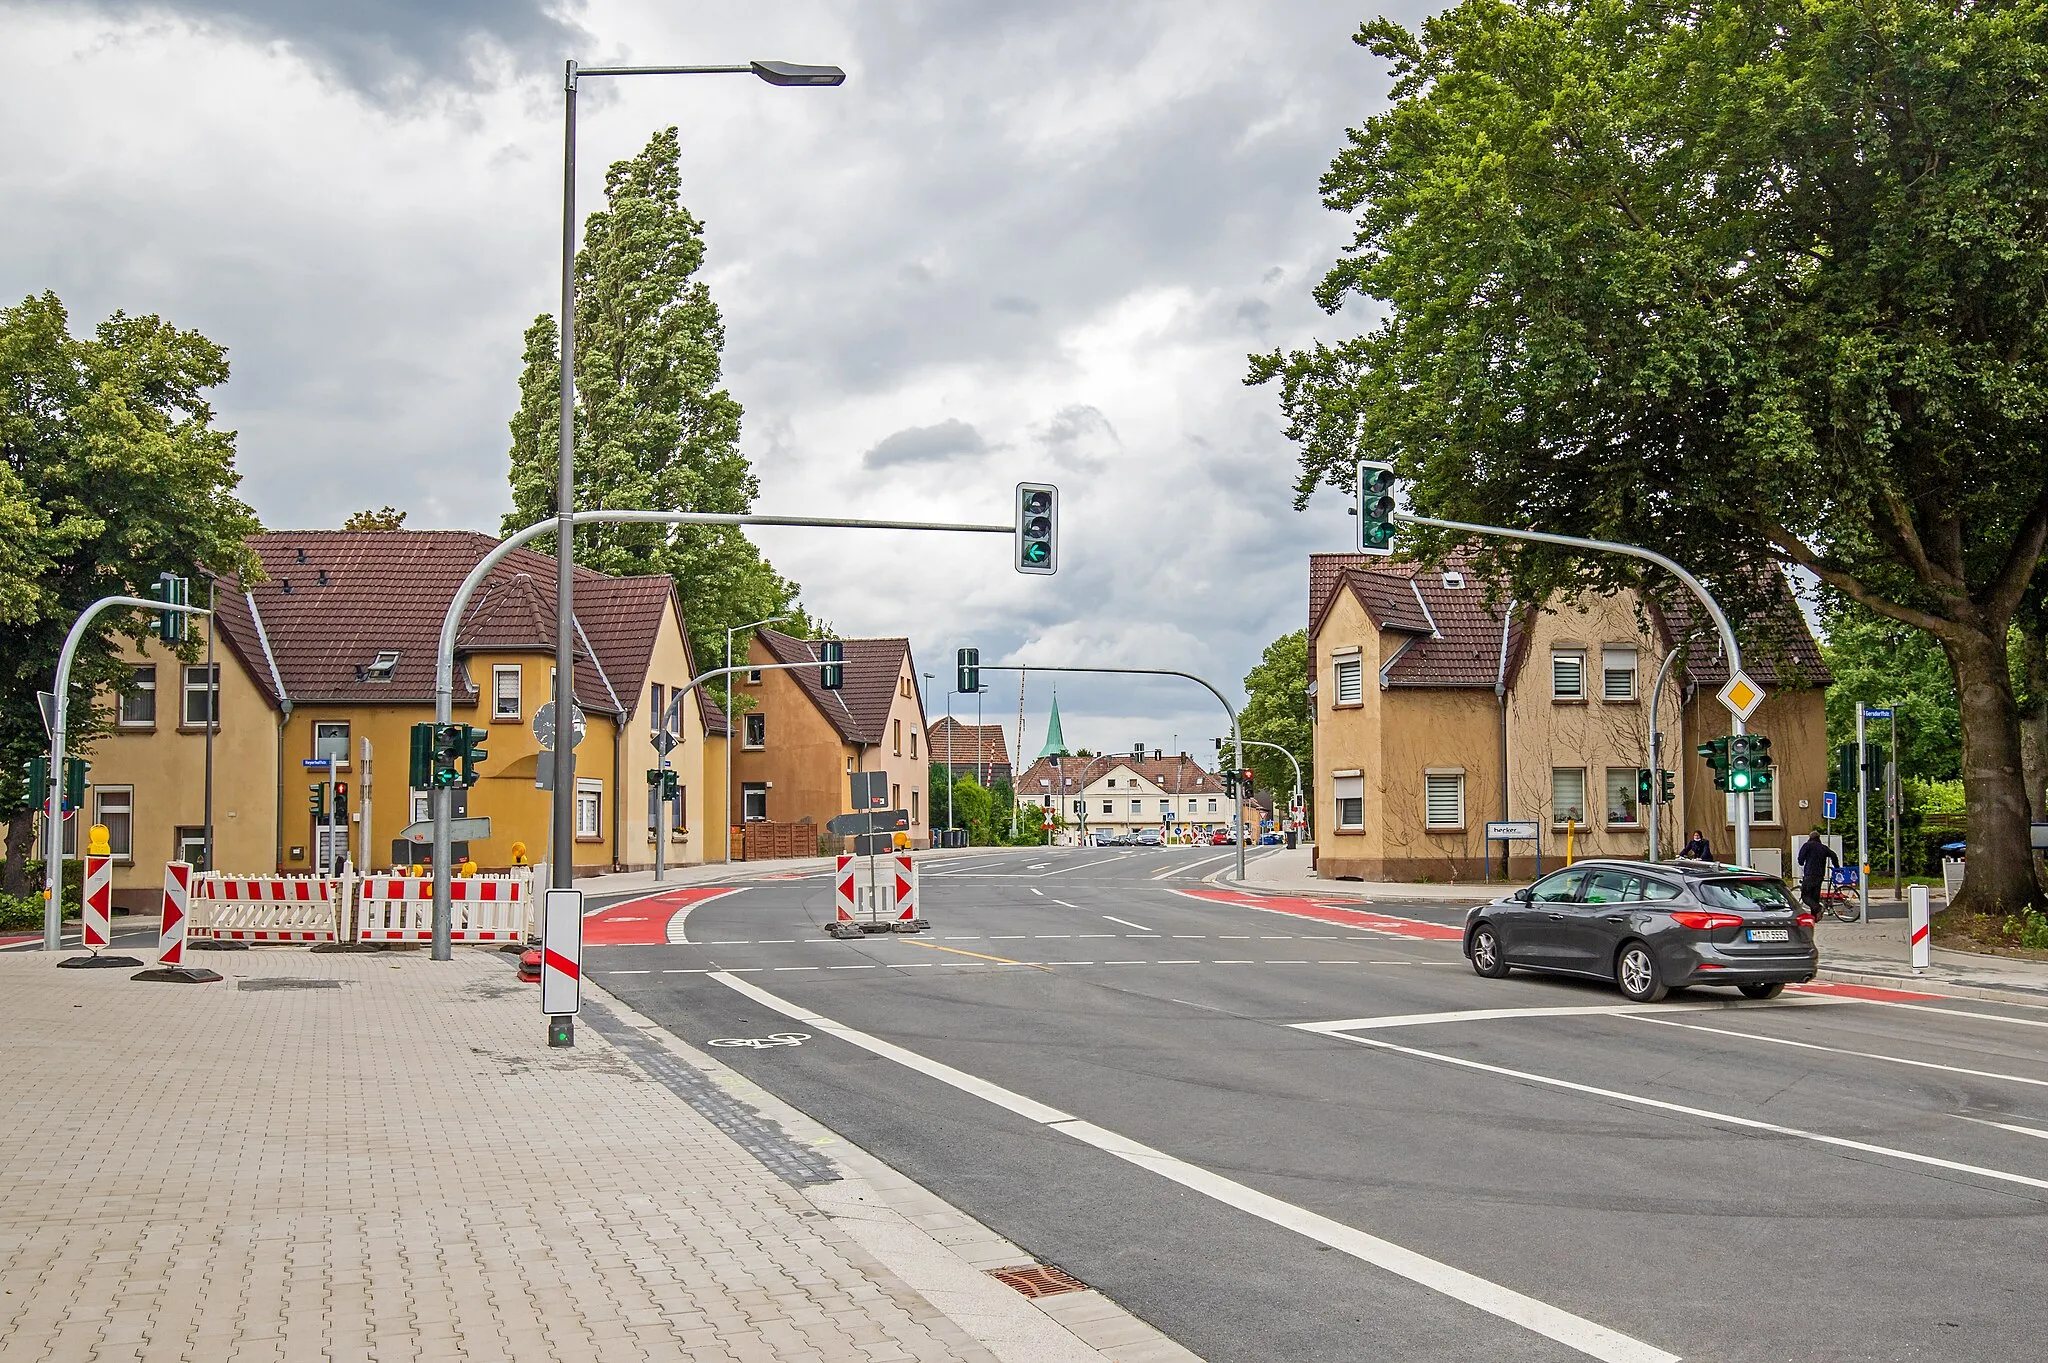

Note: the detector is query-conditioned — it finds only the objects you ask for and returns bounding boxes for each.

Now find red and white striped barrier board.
[890,853,918,922]
[82,854,112,952]
[190,873,343,942]
[540,887,583,1016]
[357,873,532,943]
[832,854,923,928]
[158,861,192,966]
[835,857,858,923]
[1909,884,1931,970]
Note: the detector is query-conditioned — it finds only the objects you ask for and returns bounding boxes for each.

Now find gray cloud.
[861,418,989,470]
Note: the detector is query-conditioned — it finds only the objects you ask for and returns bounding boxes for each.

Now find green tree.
[1820,602,1960,782]
[1253,0,2048,911]
[340,505,406,531]
[1241,629,1311,810]
[504,128,819,687]
[0,293,259,893]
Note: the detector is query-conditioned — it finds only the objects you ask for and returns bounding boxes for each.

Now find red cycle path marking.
[1789,981,1945,1003]
[1173,888,1464,940]
[584,887,739,946]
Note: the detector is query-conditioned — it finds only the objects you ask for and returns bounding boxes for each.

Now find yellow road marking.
[902,938,1050,971]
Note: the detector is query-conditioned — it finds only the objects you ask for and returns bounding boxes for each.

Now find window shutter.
[1551,768,1587,823]
[1335,658,1363,705]
[1425,773,1463,828]
[1552,652,1584,699]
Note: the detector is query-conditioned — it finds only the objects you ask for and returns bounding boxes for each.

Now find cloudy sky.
[1,0,1423,764]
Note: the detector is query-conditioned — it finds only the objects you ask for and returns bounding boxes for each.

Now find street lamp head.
[751,60,846,87]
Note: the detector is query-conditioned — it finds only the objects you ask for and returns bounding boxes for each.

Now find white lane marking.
[1103,915,1154,932]
[827,965,876,970]
[1320,961,1361,965]
[758,939,794,944]
[661,968,708,974]
[1172,934,1206,939]
[1033,854,1131,877]
[990,935,1027,940]
[944,936,982,940]
[606,970,650,975]
[1030,888,1046,897]
[1221,935,1249,939]
[885,962,935,968]
[772,966,818,972]
[1148,864,1184,880]
[1078,932,1116,938]
[709,972,1678,1363]
[1956,1115,2048,1141]
[1035,934,1071,939]
[1215,960,1253,964]
[1628,1014,2048,1090]
[1027,863,1050,870]
[1053,900,1080,909]
[1844,998,2048,1030]
[1106,960,1146,966]
[1297,1000,1839,1034]
[1310,1028,2048,1196]
[1158,960,1199,965]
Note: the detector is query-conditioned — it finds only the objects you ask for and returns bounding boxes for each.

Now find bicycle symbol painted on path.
[708,1033,811,1049]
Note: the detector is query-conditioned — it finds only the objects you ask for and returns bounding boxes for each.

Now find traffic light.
[1015,482,1058,575]
[1659,769,1675,805]
[431,723,462,788]
[1727,735,1755,793]
[62,757,87,813]
[333,782,349,819]
[647,767,663,788]
[819,639,844,690]
[1637,769,1653,806]
[957,647,980,694]
[1220,770,1240,799]
[1747,735,1774,791]
[1355,460,1398,556]
[1241,769,1256,799]
[410,722,436,789]
[309,783,327,820]
[24,758,48,810]
[458,725,488,787]
[1697,736,1730,792]
[661,769,680,801]
[154,572,189,644]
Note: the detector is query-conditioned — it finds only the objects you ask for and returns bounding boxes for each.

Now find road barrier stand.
[60,835,142,969]
[189,872,348,943]
[1909,885,1931,971]
[827,854,928,937]
[358,871,533,944]
[133,861,221,984]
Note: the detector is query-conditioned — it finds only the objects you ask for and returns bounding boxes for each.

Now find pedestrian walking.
[1680,829,1713,861]
[1796,829,1841,916]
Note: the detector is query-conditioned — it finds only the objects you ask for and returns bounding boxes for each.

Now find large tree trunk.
[2,809,35,896]
[2019,620,2048,824]
[1945,627,2045,914]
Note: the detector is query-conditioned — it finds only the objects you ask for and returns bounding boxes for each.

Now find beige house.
[79,530,720,908]
[731,629,929,847]
[1014,750,1231,840]
[1308,553,1831,883]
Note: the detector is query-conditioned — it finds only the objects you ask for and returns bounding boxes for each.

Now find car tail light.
[1796,912,1815,927]
[1669,911,1744,931]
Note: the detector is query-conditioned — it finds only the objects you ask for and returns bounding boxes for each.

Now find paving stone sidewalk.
[0,947,1191,1362]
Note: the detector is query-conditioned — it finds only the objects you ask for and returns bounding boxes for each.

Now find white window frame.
[1334,655,1364,707]
[1727,785,1778,826]
[118,665,156,728]
[313,721,351,770]
[1424,771,1464,831]
[182,664,219,728]
[744,713,766,750]
[741,782,768,822]
[575,778,603,840]
[411,791,430,825]
[1334,774,1366,831]
[1605,767,1644,827]
[1601,647,1638,701]
[1551,767,1588,826]
[893,718,902,755]
[1130,799,1142,815]
[1552,650,1586,701]
[94,785,134,860]
[493,665,522,720]
[312,824,349,875]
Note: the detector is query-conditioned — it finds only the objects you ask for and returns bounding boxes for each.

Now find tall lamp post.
[550,58,843,893]
[723,613,790,864]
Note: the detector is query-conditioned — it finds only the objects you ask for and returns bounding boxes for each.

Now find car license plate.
[1747,928,1790,942]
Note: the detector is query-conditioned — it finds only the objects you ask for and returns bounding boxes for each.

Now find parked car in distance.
[1209,829,1232,846]
[1135,828,1163,846]
[1461,858,1817,1003]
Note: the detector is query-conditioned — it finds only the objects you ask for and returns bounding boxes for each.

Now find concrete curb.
[1813,967,2048,1008]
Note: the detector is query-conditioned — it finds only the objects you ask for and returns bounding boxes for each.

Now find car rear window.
[1698,878,1792,911]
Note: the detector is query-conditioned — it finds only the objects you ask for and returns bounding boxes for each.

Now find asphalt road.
[590,845,2048,1363]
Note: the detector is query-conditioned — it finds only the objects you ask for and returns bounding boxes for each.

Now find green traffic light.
[1023,542,1049,564]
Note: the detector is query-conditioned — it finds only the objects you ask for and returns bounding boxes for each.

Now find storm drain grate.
[987,1264,1088,1299]
[237,978,344,992]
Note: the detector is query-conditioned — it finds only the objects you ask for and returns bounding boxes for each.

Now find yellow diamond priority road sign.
[1717,672,1766,722]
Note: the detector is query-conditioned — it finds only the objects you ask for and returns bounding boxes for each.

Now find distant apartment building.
[1014,749,1232,839]
[925,718,1012,785]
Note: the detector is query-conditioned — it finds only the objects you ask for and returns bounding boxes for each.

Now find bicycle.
[1811,866,1862,922]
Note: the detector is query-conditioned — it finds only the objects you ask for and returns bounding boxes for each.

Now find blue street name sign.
[1862,706,1894,719]
[1822,791,1838,821]
[302,758,332,769]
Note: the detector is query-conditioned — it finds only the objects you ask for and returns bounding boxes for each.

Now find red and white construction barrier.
[190,873,345,942]
[1909,884,1931,971]
[357,873,532,943]
[831,854,926,934]
[81,854,112,952]
[158,860,192,966]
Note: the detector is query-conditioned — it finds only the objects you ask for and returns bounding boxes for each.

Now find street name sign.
[1717,673,1766,722]
[1862,706,1894,720]
[302,758,332,769]
[1486,821,1539,841]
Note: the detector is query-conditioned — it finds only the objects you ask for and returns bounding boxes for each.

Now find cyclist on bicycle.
[1797,829,1841,916]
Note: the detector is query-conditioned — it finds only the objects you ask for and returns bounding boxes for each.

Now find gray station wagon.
[1462,858,1819,1003]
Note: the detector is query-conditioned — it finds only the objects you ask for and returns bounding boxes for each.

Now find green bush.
[0,892,45,931]
[2006,909,2048,952]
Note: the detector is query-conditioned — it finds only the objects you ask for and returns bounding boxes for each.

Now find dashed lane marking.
[1103,915,1154,932]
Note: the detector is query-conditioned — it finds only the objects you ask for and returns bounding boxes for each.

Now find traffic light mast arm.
[1238,737,1307,813]
[42,592,214,953]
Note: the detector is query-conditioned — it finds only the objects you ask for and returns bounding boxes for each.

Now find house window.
[911,731,918,760]
[1606,768,1644,826]
[892,783,902,810]
[493,666,522,720]
[118,665,156,728]
[1334,656,1364,706]
[1073,799,1085,816]
[182,664,219,727]
[313,721,351,769]
[1334,775,1365,830]
[893,718,902,755]
[899,676,912,699]
[1602,647,1638,701]
[649,683,665,734]
[673,784,687,833]
[1552,768,1588,825]
[1424,772,1464,830]
[742,782,767,821]
[1102,801,1113,815]
[1552,650,1586,701]
[1208,798,1219,813]
[1130,799,1142,815]
[746,668,762,684]
[575,779,602,839]
[312,824,348,875]
[744,713,765,749]
[175,826,207,871]
[94,786,134,859]
[1106,778,1116,788]
[411,791,430,824]
[1728,784,1778,826]
[912,790,920,823]
[1159,799,1171,814]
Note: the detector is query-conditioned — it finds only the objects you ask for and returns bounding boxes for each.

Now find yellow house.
[729,628,929,852]
[1308,553,1831,883]
[82,530,719,908]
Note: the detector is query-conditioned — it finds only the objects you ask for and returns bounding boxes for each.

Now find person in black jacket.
[1797,830,1842,914]
[1680,830,1713,861]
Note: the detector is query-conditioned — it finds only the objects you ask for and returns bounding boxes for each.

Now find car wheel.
[1469,923,1510,979]
[1738,981,1785,1000]
[1615,941,1668,1003]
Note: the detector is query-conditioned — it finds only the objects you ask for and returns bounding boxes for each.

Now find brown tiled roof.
[1652,580,1832,689]
[926,719,1010,769]
[211,530,676,718]
[1384,562,1528,689]
[756,628,918,746]
[1015,753,1227,796]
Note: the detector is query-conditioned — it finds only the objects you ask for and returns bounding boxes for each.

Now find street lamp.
[724,613,790,864]
[549,58,843,892]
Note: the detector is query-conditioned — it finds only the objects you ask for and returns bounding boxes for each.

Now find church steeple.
[1037,689,1071,759]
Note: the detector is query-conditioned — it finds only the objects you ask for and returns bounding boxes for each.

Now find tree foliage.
[1253,0,2048,909]
[340,505,406,531]
[0,293,259,890]
[1820,601,1960,781]
[1241,629,1312,803]
[505,128,819,683]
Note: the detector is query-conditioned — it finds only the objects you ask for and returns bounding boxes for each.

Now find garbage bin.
[1285,830,1298,850]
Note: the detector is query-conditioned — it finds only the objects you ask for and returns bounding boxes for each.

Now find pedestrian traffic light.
[309,783,327,820]
[154,572,189,644]
[819,639,844,690]
[1698,736,1730,792]
[333,782,349,819]
[431,723,462,788]
[1659,769,1675,804]
[410,722,435,790]
[458,724,488,787]
[957,647,979,694]
[62,757,87,813]
[1637,769,1654,806]
[1015,483,1058,575]
[1747,735,1774,791]
[1355,461,1398,556]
